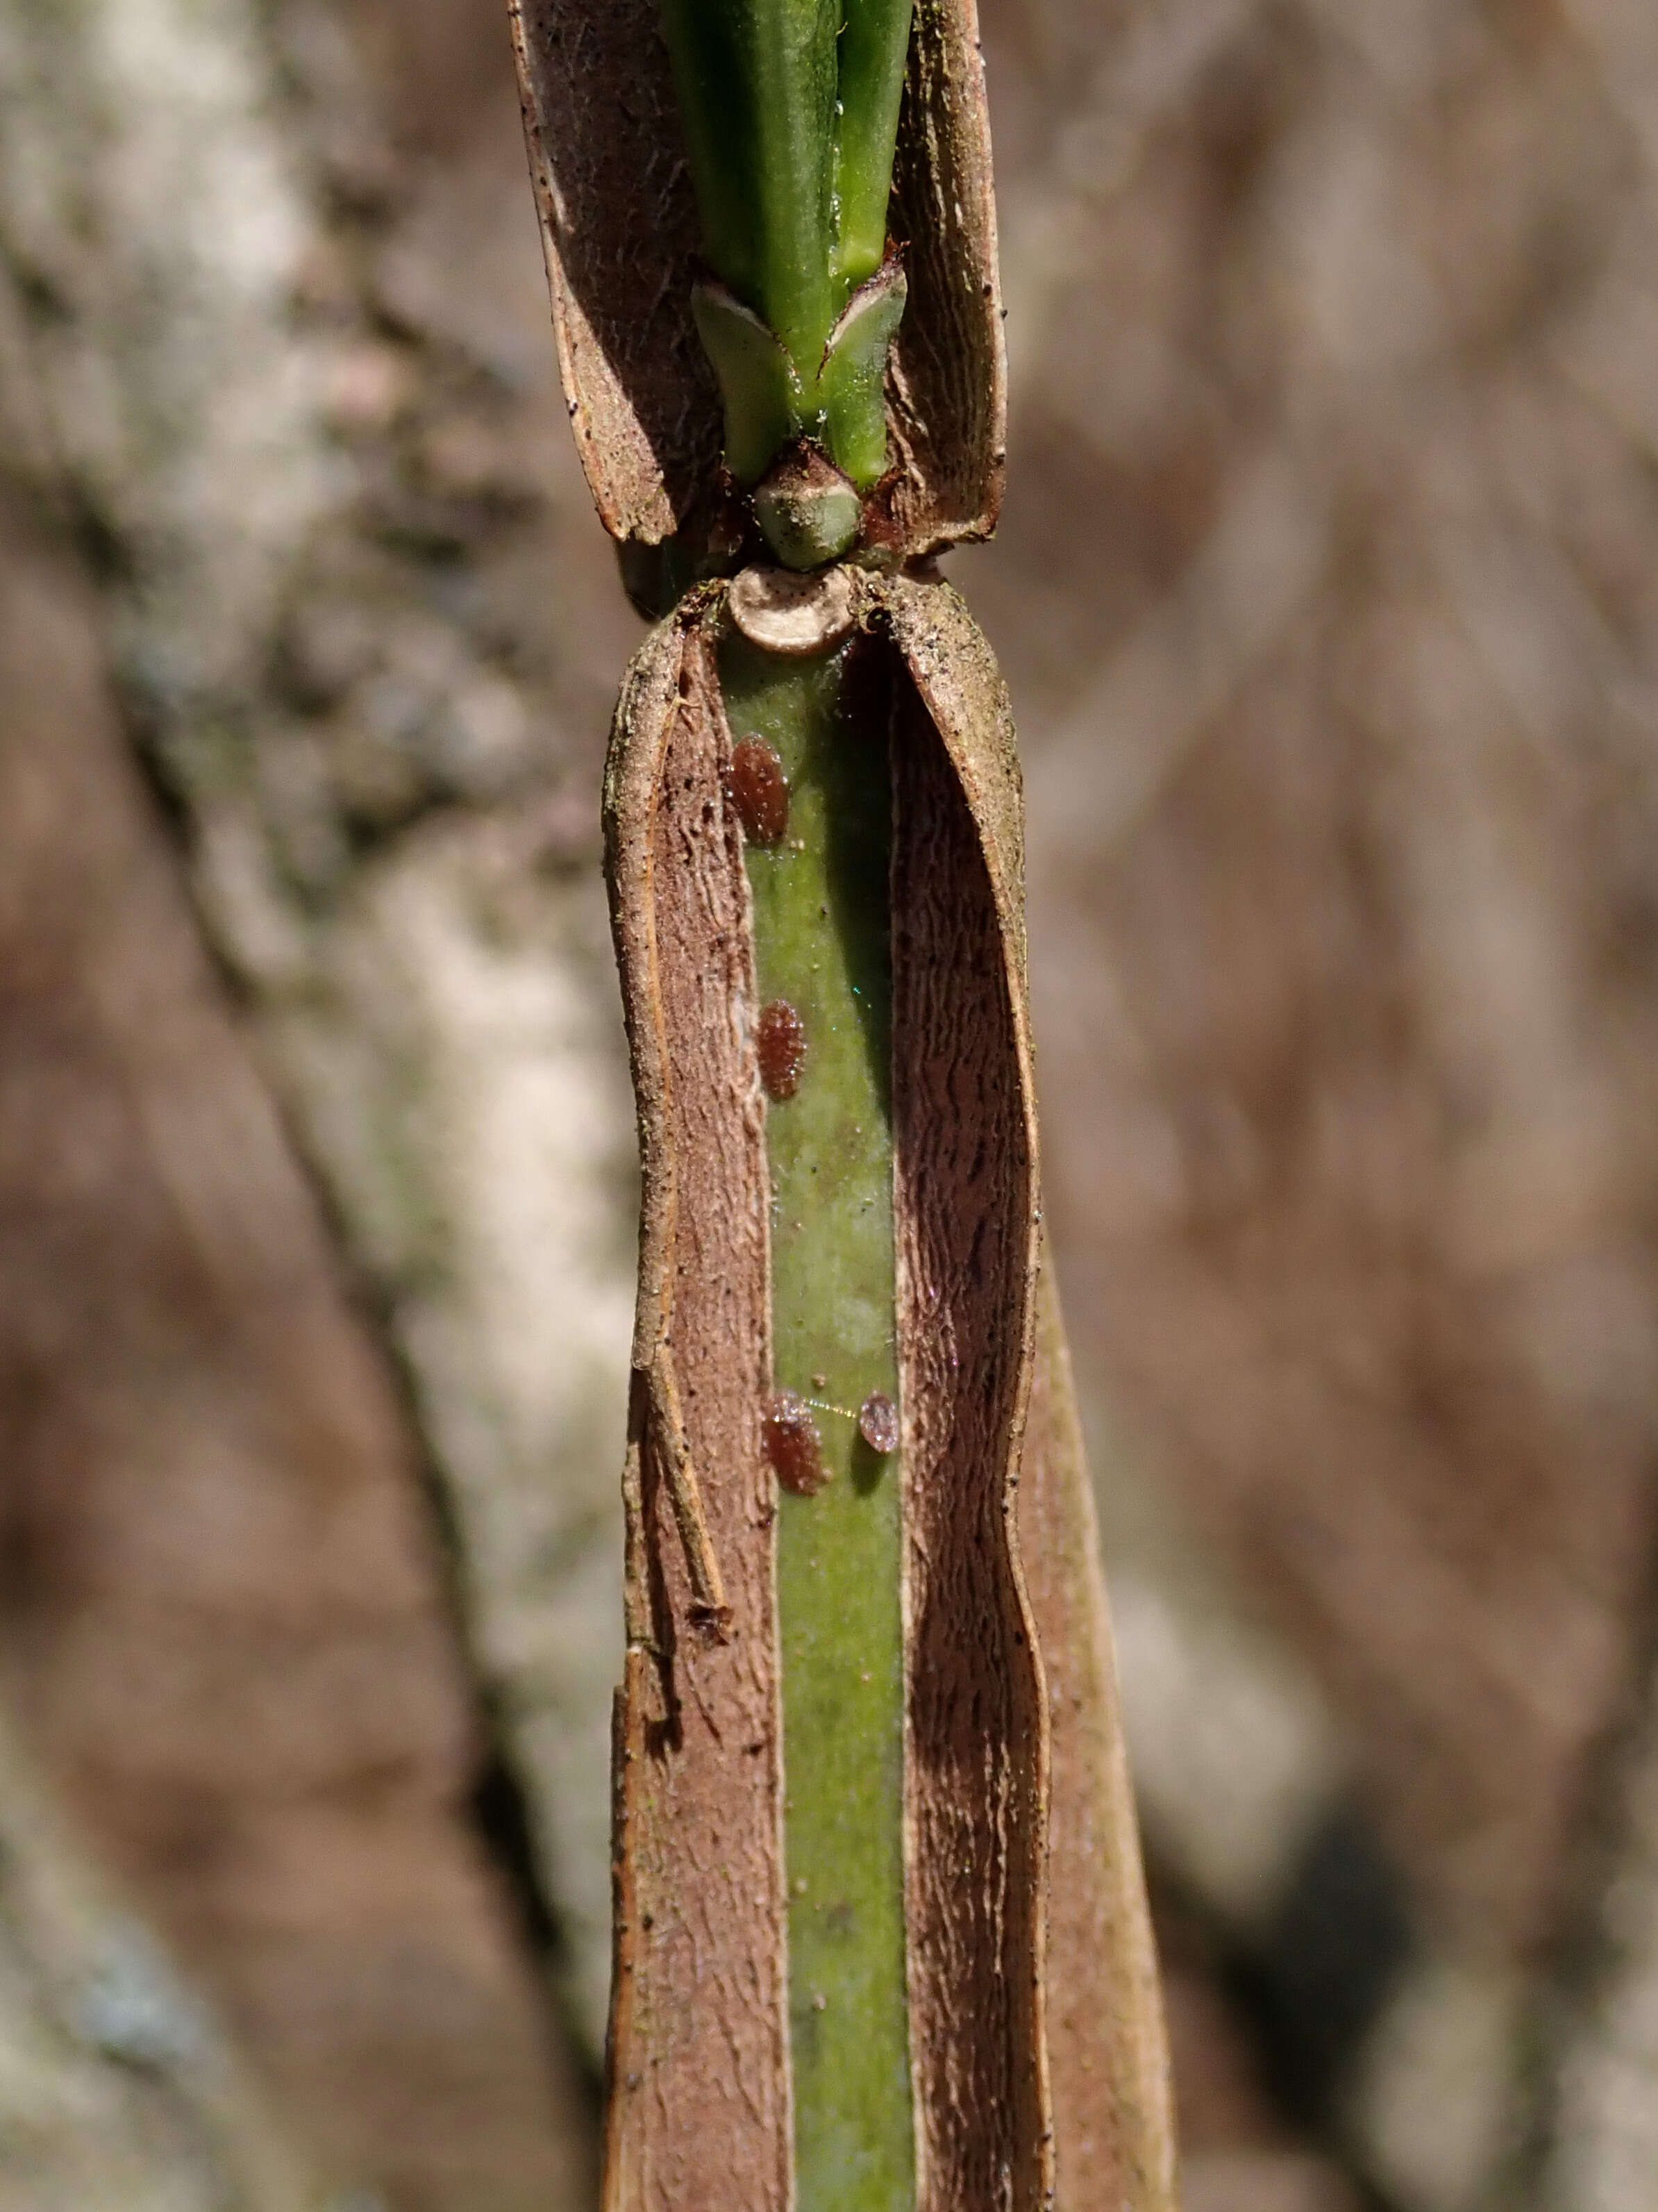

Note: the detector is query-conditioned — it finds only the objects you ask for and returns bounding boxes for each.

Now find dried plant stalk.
[510,1,1177,2203]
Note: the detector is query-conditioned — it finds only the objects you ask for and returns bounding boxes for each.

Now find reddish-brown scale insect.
[763,1390,829,1495]
[858,1391,899,1456]
[726,736,789,845]
[757,999,806,1099]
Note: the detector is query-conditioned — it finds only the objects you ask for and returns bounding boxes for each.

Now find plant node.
[753,442,862,569]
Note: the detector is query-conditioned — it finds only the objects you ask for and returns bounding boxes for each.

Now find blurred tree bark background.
[2,0,1658,2209]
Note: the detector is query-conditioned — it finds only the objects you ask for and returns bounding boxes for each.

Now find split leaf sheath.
[603,572,1052,2211]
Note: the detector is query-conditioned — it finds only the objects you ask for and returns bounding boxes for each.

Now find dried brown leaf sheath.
[508,0,1005,558]
[602,571,1052,2211]
[1023,1264,1180,2211]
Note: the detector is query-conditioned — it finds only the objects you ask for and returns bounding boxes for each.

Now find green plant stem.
[661,0,914,491]
[832,0,914,290]
[719,626,913,2212]
[660,0,841,376]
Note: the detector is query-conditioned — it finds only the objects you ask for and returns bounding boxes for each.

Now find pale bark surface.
[0,1697,314,2212]
[0,497,596,2206]
[0,0,642,2074]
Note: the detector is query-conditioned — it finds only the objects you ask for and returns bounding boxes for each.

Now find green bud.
[752,444,862,568]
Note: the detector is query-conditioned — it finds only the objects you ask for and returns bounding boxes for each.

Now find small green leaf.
[819,260,907,487]
[693,281,801,483]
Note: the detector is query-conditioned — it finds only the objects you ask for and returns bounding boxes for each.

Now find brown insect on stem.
[762,1390,830,1495]
[756,998,807,1100]
[726,736,790,844]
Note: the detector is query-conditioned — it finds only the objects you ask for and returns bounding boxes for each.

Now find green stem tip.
[662,0,915,518]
